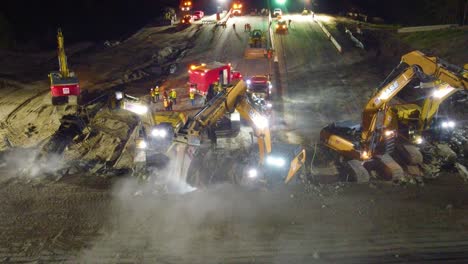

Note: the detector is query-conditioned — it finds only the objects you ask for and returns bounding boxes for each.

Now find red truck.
[188,62,242,96]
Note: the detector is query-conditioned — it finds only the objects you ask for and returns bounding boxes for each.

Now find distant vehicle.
[275,19,288,33]
[232,1,243,16]
[180,0,192,11]
[192,11,204,20]
[273,8,282,17]
[180,15,193,25]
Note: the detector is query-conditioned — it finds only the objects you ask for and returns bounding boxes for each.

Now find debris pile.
[64,109,141,174]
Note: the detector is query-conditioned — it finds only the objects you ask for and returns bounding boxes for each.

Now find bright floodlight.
[151,128,167,138]
[248,168,258,178]
[115,91,123,100]
[433,86,455,98]
[266,156,286,167]
[252,115,268,129]
[137,140,147,149]
[276,0,286,4]
[442,120,456,129]
[414,136,423,145]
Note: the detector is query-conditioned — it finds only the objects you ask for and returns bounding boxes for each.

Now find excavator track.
[375,154,405,180]
[396,144,423,165]
[345,159,370,183]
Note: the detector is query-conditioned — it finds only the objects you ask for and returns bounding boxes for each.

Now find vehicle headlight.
[230,112,241,121]
[115,91,123,100]
[384,130,395,137]
[137,140,147,149]
[252,115,268,129]
[441,120,456,129]
[124,102,148,115]
[414,136,423,145]
[248,168,258,178]
[151,128,167,138]
[266,103,273,108]
[266,156,285,167]
[246,79,251,85]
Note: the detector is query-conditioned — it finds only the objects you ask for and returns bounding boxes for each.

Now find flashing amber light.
[190,65,196,70]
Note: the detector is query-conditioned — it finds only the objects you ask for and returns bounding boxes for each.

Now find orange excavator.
[320,51,468,182]
[48,29,80,105]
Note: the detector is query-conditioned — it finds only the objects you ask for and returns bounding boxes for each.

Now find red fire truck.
[188,62,242,96]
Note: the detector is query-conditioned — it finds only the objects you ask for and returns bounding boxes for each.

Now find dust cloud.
[75,170,315,263]
[0,147,66,179]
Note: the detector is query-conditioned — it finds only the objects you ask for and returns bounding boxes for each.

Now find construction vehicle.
[232,1,243,16]
[48,29,80,105]
[245,29,269,59]
[180,0,192,11]
[246,75,273,117]
[187,62,242,97]
[320,50,468,182]
[249,29,266,48]
[154,80,306,185]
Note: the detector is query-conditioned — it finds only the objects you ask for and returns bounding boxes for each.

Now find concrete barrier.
[397,24,458,33]
[315,19,342,53]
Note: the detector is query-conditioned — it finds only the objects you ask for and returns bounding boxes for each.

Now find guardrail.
[314,17,342,53]
[397,24,458,33]
[268,12,278,62]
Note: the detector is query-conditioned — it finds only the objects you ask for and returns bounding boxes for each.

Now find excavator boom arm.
[361,50,467,156]
[57,29,70,78]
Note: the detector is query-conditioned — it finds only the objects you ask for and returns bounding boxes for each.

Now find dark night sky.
[1,0,466,48]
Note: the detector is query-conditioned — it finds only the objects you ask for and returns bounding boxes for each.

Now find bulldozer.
[320,50,468,182]
[249,29,266,48]
[48,29,81,105]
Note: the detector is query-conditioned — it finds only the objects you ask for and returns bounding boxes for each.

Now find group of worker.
[150,86,178,111]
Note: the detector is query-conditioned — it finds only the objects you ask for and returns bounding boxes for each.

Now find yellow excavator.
[48,29,81,105]
[320,50,468,182]
[150,80,306,186]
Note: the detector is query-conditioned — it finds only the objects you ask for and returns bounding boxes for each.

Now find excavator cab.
[49,29,80,105]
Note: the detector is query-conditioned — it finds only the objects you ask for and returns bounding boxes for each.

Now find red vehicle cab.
[188,62,242,96]
[192,11,204,20]
[246,75,272,99]
[49,72,80,104]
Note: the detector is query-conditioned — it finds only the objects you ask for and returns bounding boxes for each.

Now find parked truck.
[187,62,242,98]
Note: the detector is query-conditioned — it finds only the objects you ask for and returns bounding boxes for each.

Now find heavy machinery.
[249,29,266,48]
[232,1,243,16]
[187,62,242,97]
[320,50,468,182]
[48,29,80,105]
[153,80,306,186]
[245,29,269,59]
